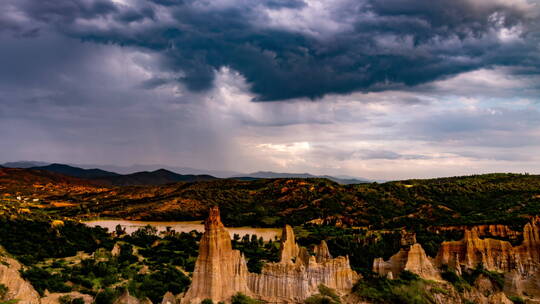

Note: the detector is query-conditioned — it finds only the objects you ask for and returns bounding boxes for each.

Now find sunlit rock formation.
[248,225,359,302]
[182,208,358,303]
[435,217,540,298]
[182,206,251,304]
[436,229,518,272]
[373,243,441,281]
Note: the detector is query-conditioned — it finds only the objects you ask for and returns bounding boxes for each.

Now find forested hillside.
[2,168,539,230]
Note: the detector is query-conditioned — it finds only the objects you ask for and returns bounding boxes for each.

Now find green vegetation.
[440,266,471,292]
[20,266,71,295]
[134,229,202,273]
[0,218,112,265]
[129,265,190,303]
[508,296,526,304]
[304,285,341,304]
[94,288,121,304]
[0,217,197,302]
[58,295,84,304]
[353,271,437,304]
[230,293,262,304]
[33,229,193,302]
[462,264,505,290]
[441,264,506,294]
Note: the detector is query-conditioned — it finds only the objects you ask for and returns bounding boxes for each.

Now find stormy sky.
[1,0,540,180]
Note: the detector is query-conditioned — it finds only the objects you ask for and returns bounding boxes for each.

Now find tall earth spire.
[182,206,251,303]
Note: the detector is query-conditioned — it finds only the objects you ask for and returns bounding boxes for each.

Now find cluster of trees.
[0,219,196,303]
[0,218,112,265]
[20,234,192,303]
[231,234,280,273]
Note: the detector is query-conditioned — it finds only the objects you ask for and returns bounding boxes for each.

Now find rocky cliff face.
[434,219,540,275]
[373,243,440,281]
[182,206,251,304]
[0,249,40,304]
[249,226,359,302]
[435,217,540,299]
[435,229,517,272]
[182,208,358,303]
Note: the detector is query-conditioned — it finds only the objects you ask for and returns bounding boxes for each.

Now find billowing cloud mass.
[1,0,540,180]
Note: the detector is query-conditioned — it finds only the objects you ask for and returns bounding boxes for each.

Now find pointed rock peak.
[183,206,251,303]
[282,225,295,242]
[280,224,299,263]
[161,291,177,304]
[404,243,440,281]
[205,206,224,230]
[314,240,333,262]
[113,290,141,304]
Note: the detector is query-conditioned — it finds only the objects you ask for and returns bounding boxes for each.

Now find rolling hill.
[30,163,119,179]
[93,168,218,186]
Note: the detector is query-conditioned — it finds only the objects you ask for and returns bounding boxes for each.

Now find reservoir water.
[84,220,282,241]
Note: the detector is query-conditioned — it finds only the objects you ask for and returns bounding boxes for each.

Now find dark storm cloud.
[21,0,118,23]
[3,0,540,101]
[365,0,526,36]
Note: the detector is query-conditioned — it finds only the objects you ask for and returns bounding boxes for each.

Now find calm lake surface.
[84,220,282,241]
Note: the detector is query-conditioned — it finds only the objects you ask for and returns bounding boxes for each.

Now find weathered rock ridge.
[183,207,358,303]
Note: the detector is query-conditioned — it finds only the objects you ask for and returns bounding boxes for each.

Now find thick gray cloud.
[2,0,539,100]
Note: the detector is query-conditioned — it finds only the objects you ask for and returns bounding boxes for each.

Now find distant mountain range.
[2,161,50,168]
[232,171,371,184]
[2,161,239,178]
[2,161,373,185]
[19,163,216,186]
[29,164,120,179]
